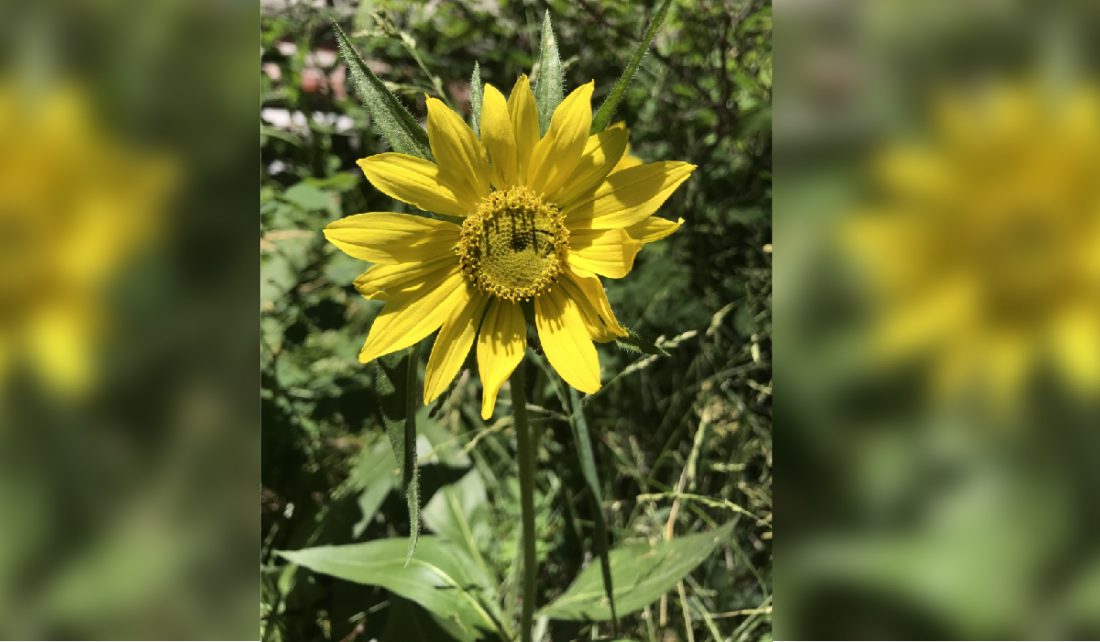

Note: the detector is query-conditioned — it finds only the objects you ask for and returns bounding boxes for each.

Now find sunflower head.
[845,81,1100,406]
[325,76,695,418]
[457,185,569,302]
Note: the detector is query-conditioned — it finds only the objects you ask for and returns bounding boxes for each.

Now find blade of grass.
[591,0,674,133]
[568,387,619,635]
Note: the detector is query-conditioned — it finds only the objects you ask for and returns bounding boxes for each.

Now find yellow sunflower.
[0,80,171,395]
[324,77,694,418]
[846,81,1100,405]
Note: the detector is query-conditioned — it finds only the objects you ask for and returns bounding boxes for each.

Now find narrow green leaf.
[469,61,483,135]
[370,345,421,562]
[614,328,670,357]
[591,0,674,133]
[331,20,432,159]
[533,11,563,135]
[278,537,505,642]
[539,522,734,620]
[568,387,619,632]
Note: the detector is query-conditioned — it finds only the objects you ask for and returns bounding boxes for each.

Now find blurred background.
[260,0,771,641]
[776,0,1100,638]
[0,0,256,638]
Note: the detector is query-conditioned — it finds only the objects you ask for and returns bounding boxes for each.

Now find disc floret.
[457,186,569,301]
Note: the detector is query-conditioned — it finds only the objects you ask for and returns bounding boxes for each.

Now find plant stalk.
[511,362,536,642]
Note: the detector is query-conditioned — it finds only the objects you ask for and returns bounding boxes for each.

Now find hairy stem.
[512,362,536,642]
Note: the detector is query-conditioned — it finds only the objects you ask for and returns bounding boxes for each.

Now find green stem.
[511,362,536,642]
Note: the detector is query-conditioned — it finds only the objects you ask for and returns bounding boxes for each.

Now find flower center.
[456,186,569,301]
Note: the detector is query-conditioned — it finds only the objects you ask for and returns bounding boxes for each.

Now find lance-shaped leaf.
[533,11,563,135]
[591,0,674,134]
[331,20,432,159]
[469,61,483,135]
[278,537,506,642]
[539,522,734,621]
[370,345,421,562]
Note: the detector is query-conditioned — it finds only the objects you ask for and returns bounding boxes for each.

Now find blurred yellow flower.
[325,77,694,418]
[0,81,172,395]
[847,82,1100,405]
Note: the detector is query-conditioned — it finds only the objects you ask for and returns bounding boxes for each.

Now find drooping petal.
[357,153,477,217]
[567,227,642,278]
[527,82,594,198]
[480,83,519,188]
[563,161,696,229]
[424,288,489,404]
[353,257,458,300]
[626,216,684,244]
[476,299,527,419]
[324,212,460,264]
[426,96,491,202]
[507,75,540,183]
[358,267,467,363]
[559,268,627,343]
[535,285,601,394]
[552,122,629,208]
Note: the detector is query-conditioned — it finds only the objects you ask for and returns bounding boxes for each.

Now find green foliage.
[261,1,772,640]
[332,21,432,158]
[540,522,735,621]
[278,537,505,641]
[533,11,564,134]
[469,62,483,134]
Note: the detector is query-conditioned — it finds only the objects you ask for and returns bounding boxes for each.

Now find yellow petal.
[324,212,459,264]
[476,299,527,419]
[527,82,594,197]
[560,268,627,342]
[357,153,476,217]
[426,96,491,202]
[535,286,601,394]
[358,267,467,363]
[354,257,457,300]
[552,122,629,208]
[480,83,519,188]
[28,305,94,394]
[507,75,540,184]
[563,161,696,229]
[424,288,489,403]
[626,216,684,244]
[567,228,642,278]
[611,145,644,173]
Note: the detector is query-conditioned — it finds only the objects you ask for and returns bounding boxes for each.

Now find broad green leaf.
[532,11,563,135]
[423,470,492,575]
[469,61,483,135]
[539,522,734,621]
[591,0,674,133]
[567,387,618,630]
[278,537,505,642]
[331,21,432,159]
[370,345,421,562]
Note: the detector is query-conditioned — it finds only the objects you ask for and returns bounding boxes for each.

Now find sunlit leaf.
[539,522,733,621]
[331,20,432,159]
[278,537,505,642]
[533,11,563,135]
[469,61,483,135]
